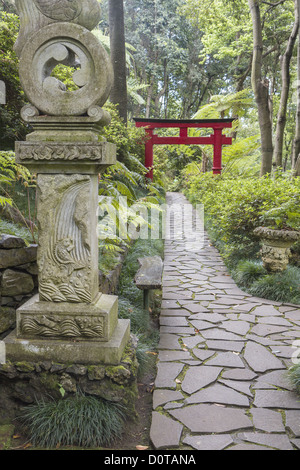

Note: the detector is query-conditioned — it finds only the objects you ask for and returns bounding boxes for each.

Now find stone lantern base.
[0,334,138,425]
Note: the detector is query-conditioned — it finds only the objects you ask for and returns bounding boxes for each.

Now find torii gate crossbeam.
[133,118,234,180]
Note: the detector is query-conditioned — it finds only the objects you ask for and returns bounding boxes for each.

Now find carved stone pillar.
[5,0,130,364]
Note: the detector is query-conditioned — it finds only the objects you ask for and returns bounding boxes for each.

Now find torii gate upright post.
[134,118,234,181]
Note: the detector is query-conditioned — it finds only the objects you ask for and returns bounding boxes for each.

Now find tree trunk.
[292,0,300,175]
[248,0,274,176]
[274,0,299,169]
[108,0,128,124]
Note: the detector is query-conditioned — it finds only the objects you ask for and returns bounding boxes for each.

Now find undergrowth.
[231,259,300,304]
[19,393,126,449]
[118,238,164,376]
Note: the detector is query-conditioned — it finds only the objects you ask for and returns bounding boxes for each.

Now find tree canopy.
[1,0,300,175]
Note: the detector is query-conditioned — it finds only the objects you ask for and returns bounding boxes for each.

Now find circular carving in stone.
[19,22,113,116]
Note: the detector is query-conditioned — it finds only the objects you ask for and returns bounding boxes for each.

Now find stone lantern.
[4,0,130,365]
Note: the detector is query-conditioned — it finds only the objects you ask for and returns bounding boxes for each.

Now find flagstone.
[285,310,300,321]
[206,340,244,353]
[180,303,209,314]
[257,316,292,327]
[228,444,272,450]
[192,349,215,361]
[158,350,192,362]
[160,309,191,317]
[155,362,184,389]
[189,320,218,331]
[185,383,249,406]
[159,316,189,327]
[181,366,222,394]
[285,410,300,436]
[253,370,294,391]
[222,368,257,381]
[219,379,253,397]
[250,324,289,337]
[150,412,183,450]
[152,389,184,409]
[237,432,293,450]
[151,193,300,450]
[180,336,206,349]
[160,326,195,335]
[220,320,251,336]
[232,303,261,312]
[169,404,252,433]
[250,408,285,432]
[252,305,282,316]
[161,300,181,309]
[158,333,182,350]
[201,328,244,341]
[183,434,234,451]
[188,312,227,323]
[254,389,300,409]
[244,342,285,373]
[205,351,245,368]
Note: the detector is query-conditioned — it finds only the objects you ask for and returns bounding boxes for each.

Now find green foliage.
[182,171,300,267]
[288,364,300,395]
[232,260,267,289]
[117,238,163,374]
[0,150,33,204]
[20,393,126,448]
[248,266,300,305]
[0,219,34,243]
[101,102,146,164]
[0,12,27,148]
[0,150,37,241]
[182,167,300,303]
[260,196,300,231]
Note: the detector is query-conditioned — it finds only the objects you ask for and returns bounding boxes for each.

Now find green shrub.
[248,266,300,304]
[182,170,300,267]
[20,394,126,449]
[232,260,267,288]
[288,364,300,395]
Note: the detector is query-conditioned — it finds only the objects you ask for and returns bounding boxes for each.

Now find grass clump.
[20,393,126,449]
[232,259,300,304]
[248,266,300,304]
[288,364,300,395]
[232,259,267,288]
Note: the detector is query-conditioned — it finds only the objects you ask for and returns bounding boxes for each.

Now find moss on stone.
[15,361,35,373]
[106,365,131,385]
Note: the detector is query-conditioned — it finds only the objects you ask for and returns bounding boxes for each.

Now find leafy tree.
[0,12,27,149]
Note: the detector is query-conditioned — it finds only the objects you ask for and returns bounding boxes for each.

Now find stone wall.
[0,234,38,338]
[0,337,139,424]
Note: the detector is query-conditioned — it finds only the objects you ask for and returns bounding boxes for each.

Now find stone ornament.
[6,1,131,363]
[37,174,99,304]
[20,314,105,339]
[15,142,115,162]
[15,0,113,116]
[254,226,300,272]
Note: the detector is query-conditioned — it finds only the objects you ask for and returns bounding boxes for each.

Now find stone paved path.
[150,192,300,451]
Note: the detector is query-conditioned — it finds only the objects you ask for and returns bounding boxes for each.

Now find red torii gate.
[133,118,234,180]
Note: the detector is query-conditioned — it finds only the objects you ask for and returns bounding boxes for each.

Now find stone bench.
[134,256,163,311]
